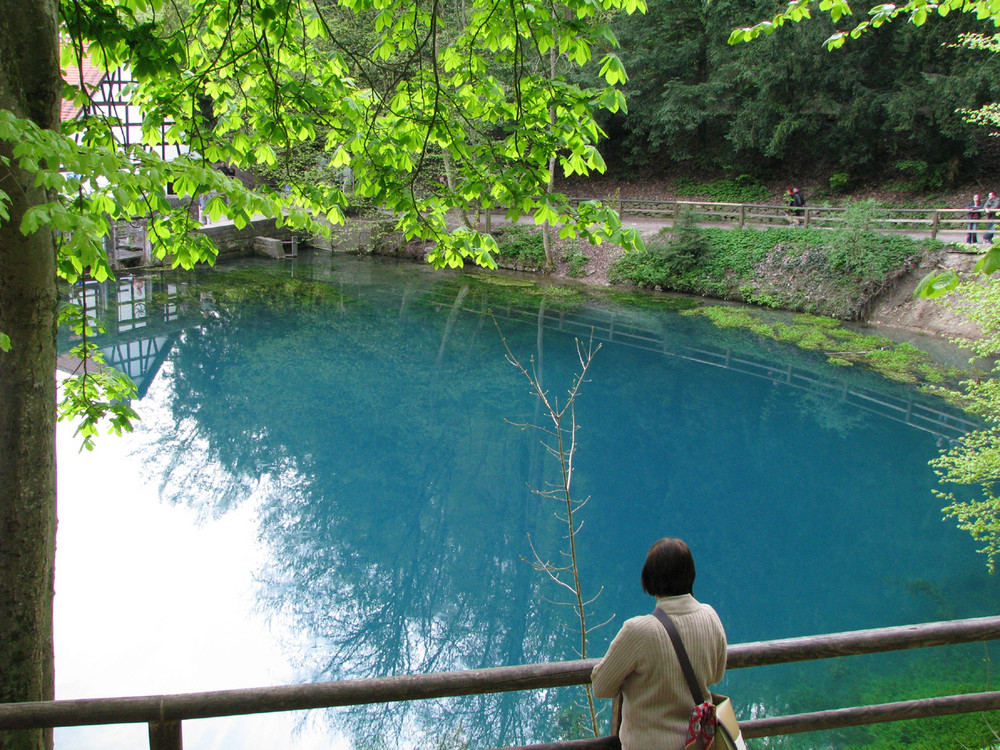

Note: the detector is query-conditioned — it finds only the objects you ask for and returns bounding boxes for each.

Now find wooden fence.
[578,198,989,240]
[1,616,999,749]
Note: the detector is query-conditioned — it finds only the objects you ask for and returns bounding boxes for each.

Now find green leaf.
[913,270,960,298]
[977,247,1000,275]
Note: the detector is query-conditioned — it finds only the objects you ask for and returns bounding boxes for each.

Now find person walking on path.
[967,194,984,244]
[984,192,999,244]
[792,188,806,226]
[786,186,806,226]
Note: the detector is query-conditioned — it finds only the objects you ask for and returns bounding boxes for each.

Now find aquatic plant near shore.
[683,306,972,389]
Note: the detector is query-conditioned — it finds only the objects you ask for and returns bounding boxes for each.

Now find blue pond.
[55,252,999,749]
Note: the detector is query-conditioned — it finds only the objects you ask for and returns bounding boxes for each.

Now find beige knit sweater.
[591,594,727,750]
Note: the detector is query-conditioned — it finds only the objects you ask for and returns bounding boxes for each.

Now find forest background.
[269,0,1000,199]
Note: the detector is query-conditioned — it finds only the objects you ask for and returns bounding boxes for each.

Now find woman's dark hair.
[641,538,696,597]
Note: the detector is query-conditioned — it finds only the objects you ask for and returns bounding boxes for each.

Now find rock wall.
[868,250,983,340]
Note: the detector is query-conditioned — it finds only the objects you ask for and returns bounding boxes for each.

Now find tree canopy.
[587,0,1000,178]
[0,0,642,746]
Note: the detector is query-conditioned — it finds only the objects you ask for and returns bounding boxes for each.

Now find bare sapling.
[496,321,612,737]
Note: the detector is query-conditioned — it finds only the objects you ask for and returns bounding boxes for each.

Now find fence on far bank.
[574,198,985,240]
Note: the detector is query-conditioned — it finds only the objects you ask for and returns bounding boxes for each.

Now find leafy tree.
[920,279,1000,572]
[729,0,1000,568]
[0,0,644,746]
[596,0,1000,177]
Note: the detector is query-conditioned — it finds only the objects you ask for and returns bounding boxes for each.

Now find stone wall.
[200,218,297,259]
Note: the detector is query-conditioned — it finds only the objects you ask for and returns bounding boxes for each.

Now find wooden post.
[739,204,745,229]
[931,210,939,240]
[149,720,182,750]
[143,220,152,266]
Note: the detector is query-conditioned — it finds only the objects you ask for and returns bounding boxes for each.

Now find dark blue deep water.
[55,252,999,749]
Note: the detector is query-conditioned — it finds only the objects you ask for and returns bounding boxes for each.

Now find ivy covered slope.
[609,208,935,320]
[0,0,647,740]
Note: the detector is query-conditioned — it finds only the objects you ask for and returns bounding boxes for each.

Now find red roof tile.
[61,55,107,121]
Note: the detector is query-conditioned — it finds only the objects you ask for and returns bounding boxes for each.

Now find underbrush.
[493,226,547,270]
[610,218,936,320]
[673,174,771,203]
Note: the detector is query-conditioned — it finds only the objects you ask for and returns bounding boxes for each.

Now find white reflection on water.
[53,371,345,750]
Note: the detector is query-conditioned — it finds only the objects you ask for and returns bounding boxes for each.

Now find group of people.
[788,190,997,245]
[966,192,1000,244]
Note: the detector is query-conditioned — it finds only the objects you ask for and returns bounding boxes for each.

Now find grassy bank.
[606,210,941,320]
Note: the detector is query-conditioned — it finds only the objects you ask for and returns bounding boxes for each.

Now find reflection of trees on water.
[111,260,995,747]
[132,268,598,748]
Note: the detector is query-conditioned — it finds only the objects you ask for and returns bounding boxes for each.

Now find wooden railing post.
[149,720,183,750]
[931,210,940,239]
[739,204,745,229]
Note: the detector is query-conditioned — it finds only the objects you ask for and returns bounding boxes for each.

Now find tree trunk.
[0,2,62,750]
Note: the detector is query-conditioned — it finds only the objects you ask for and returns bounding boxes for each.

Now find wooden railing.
[1,616,999,749]
[572,198,989,240]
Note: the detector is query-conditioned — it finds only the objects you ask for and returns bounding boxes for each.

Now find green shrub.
[494,226,546,268]
[829,172,851,194]
[561,246,590,277]
[894,159,948,192]
[826,201,924,280]
[608,250,670,287]
[673,174,770,203]
[647,212,710,274]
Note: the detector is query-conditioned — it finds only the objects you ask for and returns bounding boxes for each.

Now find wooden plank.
[741,691,1000,738]
[148,720,183,750]
[1,617,998,731]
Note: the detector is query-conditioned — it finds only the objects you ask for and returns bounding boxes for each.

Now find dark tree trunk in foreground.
[0,2,62,749]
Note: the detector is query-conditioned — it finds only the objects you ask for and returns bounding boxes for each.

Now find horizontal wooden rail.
[740,690,1000,737]
[725,614,1000,669]
[491,692,1000,749]
[571,197,992,239]
[1,616,998,744]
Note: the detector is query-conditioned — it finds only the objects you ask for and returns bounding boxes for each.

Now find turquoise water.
[55,253,999,749]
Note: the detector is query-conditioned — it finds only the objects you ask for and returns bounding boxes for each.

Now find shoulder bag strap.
[652,608,707,705]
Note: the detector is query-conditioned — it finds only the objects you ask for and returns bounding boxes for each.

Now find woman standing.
[591,538,727,749]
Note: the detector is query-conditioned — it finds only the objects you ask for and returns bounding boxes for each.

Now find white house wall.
[82,66,189,162]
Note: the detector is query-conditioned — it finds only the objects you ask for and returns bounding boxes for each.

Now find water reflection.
[57,253,999,749]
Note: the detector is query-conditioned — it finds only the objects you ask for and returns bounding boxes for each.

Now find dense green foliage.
[609,216,932,318]
[494,226,549,269]
[591,0,1000,181]
[673,175,772,203]
[923,278,1000,571]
